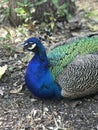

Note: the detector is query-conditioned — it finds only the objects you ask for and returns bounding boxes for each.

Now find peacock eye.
[28,43,36,50]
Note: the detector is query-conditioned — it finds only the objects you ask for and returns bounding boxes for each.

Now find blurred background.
[0,0,98,46]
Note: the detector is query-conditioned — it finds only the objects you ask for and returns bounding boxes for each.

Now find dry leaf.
[0,90,4,96]
[87,23,98,31]
[0,65,7,79]
[10,85,23,94]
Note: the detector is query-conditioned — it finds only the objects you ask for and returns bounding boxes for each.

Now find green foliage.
[14,0,48,23]
[84,10,98,31]
[51,0,72,29]
[34,0,47,6]
[15,0,35,23]
[85,10,98,21]
[14,0,72,28]
[1,0,73,31]
[0,37,5,42]
[0,31,10,42]
[0,0,9,16]
[52,0,70,17]
[44,0,72,30]
[43,11,56,30]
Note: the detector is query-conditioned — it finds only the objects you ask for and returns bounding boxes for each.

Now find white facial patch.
[28,43,36,50]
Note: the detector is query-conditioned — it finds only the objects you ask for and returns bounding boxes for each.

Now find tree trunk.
[9,0,23,26]
[9,0,76,26]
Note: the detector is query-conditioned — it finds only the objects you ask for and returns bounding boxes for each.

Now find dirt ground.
[1,47,98,130]
[1,0,98,130]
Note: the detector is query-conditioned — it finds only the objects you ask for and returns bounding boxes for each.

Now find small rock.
[0,89,4,96]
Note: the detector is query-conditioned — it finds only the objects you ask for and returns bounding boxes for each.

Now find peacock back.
[48,33,98,98]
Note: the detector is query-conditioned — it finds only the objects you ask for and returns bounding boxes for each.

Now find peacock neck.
[34,43,48,61]
[30,44,49,70]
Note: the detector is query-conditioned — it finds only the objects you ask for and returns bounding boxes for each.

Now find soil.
[1,0,98,130]
[1,36,98,130]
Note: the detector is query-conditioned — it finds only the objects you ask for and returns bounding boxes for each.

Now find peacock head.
[20,37,45,53]
[23,37,40,52]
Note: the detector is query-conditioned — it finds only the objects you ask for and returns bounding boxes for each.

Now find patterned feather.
[48,35,98,79]
[56,54,98,98]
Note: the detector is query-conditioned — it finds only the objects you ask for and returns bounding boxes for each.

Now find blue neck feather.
[25,40,62,99]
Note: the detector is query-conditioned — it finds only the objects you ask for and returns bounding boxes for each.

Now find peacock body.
[21,33,98,99]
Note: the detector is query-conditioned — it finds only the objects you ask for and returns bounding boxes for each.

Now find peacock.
[20,33,98,99]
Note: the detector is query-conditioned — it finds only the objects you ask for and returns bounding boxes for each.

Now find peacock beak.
[16,42,25,47]
[16,42,27,52]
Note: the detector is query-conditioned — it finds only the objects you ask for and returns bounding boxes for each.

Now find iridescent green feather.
[47,36,98,79]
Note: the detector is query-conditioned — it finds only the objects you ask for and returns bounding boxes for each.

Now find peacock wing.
[56,54,98,99]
